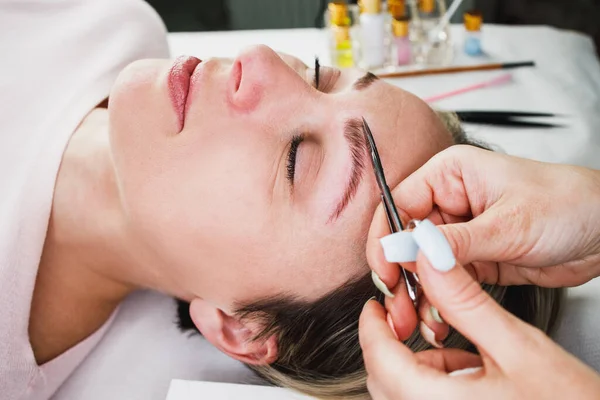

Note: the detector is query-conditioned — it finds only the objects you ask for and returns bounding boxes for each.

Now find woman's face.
[108,45,453,311]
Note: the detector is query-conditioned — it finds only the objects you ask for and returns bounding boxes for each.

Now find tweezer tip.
[361,117,372,139]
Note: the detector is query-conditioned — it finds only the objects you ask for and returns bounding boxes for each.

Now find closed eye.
[286,134,304,186]
[311,57,339,92]
[313,57,320,89]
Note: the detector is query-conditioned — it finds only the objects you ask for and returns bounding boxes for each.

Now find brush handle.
[425,73,512,103]
[377,61,535,79]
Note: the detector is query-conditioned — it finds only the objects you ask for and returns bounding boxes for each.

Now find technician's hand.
[367,145,600,340]
[359,232,600,400]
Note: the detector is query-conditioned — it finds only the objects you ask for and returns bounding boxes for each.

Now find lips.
[168,55,202,132]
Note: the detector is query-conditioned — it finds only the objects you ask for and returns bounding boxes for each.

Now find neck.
[30,107,173,363]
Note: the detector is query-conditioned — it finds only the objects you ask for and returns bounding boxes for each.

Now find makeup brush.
[376,61,535,79]
[425,72,512,103]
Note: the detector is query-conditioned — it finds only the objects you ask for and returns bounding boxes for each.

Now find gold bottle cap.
[464,10,482,31]
[329,1,350,26]
[360,0,381,14]
[419,0,435,13]
[388,0,406,18]
[392,17,409,37]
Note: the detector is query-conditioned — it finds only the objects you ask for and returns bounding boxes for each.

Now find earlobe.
[189,298,278,365]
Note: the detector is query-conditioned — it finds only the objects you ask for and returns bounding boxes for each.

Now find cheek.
[114,136,275,274]
[108,60,179,185]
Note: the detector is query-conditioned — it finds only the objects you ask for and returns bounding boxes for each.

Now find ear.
[189,298,278,365]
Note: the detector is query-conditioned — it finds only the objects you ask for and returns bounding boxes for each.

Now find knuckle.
[443,225,471,261]
[445,276,491,313]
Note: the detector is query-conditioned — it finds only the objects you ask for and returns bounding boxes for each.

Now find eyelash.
[286,134,304,185]
[286,58,320,186]
[314,56,320,90]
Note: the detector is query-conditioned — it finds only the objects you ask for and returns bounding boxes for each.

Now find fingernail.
[420,322,444,349]
[362,296,377,311]
[430,306,444,324]
[386,313,399,340]
[448,367,483,377]
[412,219,456,272]
[380,231,419,263]
[371,271,395,298]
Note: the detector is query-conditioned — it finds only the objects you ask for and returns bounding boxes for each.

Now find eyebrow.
[328,118,368,223]
[352,72,379,91]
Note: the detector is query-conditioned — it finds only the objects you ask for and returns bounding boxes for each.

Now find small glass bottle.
[328,1,355,68]
[392,17,412,66]
[359,0,387,69]
[412,0,453,66]
[464,10,483,56]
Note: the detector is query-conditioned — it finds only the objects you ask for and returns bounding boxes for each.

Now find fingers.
[359,299,417,378]
[385,277,418,340]
[392,146,480,221]
[418,296,450,347]
[367,203,419,339]
[361,300,485,400]
[414,349,483,374]
[367,202,401,289]
[412,221,536,367]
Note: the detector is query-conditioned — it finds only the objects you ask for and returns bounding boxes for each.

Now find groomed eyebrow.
[328,118,367,223]
[353,72,379,91]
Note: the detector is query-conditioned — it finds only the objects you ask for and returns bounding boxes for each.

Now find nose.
[228,45,286,113]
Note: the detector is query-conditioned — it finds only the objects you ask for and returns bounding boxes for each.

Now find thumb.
[359,299,421,388]
[436,209,515,266]
[412,219,534,367]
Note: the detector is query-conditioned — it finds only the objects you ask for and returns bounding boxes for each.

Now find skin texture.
[30,45,453,365]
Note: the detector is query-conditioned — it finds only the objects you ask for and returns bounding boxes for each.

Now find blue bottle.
[464,10,483,56]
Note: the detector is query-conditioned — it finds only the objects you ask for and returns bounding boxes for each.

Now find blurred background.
[145,0,599,51]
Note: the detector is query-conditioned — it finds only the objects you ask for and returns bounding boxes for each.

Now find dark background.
[145,0,600,52]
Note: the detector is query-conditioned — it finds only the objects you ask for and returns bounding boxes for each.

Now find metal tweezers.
[455,110,562,128]
[362,117,421,309]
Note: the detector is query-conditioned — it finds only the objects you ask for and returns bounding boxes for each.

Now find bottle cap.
[464,9,483,31]
[392,17,409,37]
[419,0,435,13]
[388,0,405,18]
[329,1,350,26]
[360,0,381,14]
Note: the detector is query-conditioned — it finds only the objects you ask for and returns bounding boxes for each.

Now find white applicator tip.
[380,231,419,263]
[412,219,456,272]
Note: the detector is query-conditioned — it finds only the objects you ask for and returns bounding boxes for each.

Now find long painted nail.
[362,296,377,311]
[430,306,444,324]
[420,322,444,348]
[448,367,483,377]
[412,219,456,272]
[386,313,399,340]
[371,271,395,298]
[380,231,419,263]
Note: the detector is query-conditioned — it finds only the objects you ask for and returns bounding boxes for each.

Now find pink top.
[0,1,169,398]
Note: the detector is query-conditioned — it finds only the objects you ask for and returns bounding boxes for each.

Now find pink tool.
[425,73,512,103]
